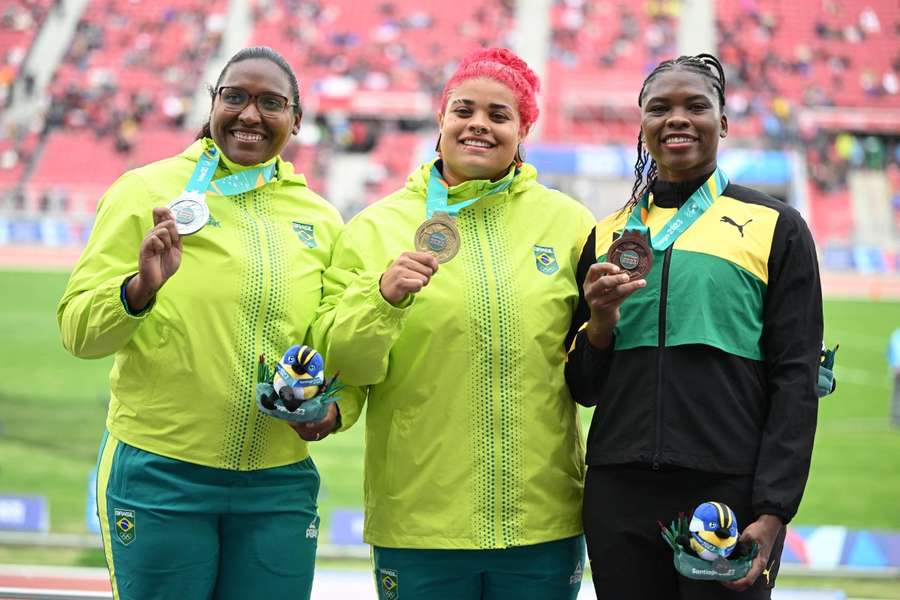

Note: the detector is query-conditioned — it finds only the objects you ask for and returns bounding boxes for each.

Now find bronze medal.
[414,211,460,263]
[607,229,653,280]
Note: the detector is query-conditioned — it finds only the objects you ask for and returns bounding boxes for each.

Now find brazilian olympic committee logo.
[533,245,559,275]
[292,222,317,248]
[114,508,135,545]
[379,568,398,600]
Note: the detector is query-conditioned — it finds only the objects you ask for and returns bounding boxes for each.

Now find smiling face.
[437,78,525,186]
[209,58,300,166]
[640,68,728,182]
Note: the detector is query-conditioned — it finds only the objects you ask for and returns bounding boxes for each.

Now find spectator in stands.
[57,46,353,600]
[567,54,823,599]
[313,48,594,599]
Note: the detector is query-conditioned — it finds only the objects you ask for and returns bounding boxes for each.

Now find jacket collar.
[178,139,308,187]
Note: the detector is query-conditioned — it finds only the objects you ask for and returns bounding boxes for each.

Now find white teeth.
[233,131,263,142]
[664,136,694,144]
[462,139,492,148]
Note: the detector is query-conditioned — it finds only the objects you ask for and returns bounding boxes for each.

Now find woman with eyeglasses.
[313,48,595,600]
[58,46,348,600]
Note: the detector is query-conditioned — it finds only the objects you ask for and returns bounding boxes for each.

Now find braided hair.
[196,46,302,141]
[624,54,726,212]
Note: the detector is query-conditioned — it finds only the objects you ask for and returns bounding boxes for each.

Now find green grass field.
[1,270,899,568]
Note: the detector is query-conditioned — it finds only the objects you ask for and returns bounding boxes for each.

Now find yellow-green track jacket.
[58,140,348,471]
[315,159,595,549]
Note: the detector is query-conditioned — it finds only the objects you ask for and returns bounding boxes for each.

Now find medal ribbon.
[624,168,729,251]
[425,163,516,218]
[182,143,278,198]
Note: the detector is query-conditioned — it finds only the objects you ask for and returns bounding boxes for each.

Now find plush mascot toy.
[255,345,343,423]
[273,345,325,411]
[660,501,756,581]
[688,501,739,561]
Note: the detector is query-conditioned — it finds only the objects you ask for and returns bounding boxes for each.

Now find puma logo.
[720,216,752,237]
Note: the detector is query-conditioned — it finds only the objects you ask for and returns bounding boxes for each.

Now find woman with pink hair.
[312,48,594,599]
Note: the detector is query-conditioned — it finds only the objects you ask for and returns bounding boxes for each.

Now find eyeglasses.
[216,86,295,116]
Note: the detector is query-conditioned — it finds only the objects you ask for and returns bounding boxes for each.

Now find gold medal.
[414,211,460,263]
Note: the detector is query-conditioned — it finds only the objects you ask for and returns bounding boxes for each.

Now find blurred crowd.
[1,0,899,234]
[550,0,679,72]
[718,1,898,145]
[250,0,515,99]
[42,0,225,150]
[806,133,900,193]
[0,0,60,107]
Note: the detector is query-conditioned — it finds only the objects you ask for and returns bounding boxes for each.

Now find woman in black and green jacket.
[566,54,822,599]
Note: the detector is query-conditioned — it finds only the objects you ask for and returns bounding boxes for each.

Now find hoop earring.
[515,144,525,164]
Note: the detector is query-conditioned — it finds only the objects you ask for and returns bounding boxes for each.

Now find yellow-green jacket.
[58,140,346,471]
[315,160,595,549]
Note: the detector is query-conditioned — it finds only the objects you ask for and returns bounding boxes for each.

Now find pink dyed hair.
[439,48,541,134]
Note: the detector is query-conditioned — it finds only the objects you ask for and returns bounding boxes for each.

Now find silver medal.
[167,191,209,235]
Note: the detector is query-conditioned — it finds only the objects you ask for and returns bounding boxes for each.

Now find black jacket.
[566,176,822,523]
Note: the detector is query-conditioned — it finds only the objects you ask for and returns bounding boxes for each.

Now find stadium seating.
[543,0,679,143]
[0,0,53,105]
[46,0,224,132]
[717,0,899,134]
[248,0,514,101]
[364,131,421,204]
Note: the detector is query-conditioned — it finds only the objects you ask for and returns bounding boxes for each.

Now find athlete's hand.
[583,262,645,349]
[291,403,338,442]
[126,207,182,311]
[721,514,783,592]
[379,252,439,306]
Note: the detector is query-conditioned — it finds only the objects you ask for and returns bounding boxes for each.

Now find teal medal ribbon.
[424,163,516,218]
[415,163,517,263]
[168,142,278,235]
[624,168,729,251]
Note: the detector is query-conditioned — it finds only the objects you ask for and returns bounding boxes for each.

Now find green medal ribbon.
[624,168,729,250]
[425,163,516,218]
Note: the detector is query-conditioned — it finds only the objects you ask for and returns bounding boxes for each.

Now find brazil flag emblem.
[379,568,398,600]
[114,508,135,545]
[292,222,317,248]
[534,245,559,275]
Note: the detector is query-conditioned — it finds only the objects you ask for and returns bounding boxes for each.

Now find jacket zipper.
[652,245,674,470]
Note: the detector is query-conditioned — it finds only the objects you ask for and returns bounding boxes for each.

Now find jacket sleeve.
[311,219,413,393]
[752,209,823,523]
[57,171,156,359]
[564,228,615,407]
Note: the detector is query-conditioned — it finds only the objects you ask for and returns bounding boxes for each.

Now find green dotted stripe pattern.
[484,203,525,547]
[246,187,289,470]
[460,208,496,547]
[222,191,262,470]
[220,187,293,470]
[460,203,525,548]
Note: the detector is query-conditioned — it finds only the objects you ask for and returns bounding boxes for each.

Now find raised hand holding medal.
[585,169,729,349]
[414,211,460,263]
[414,163,515,263]
[166,144,219,236]
[607,230,653,281]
